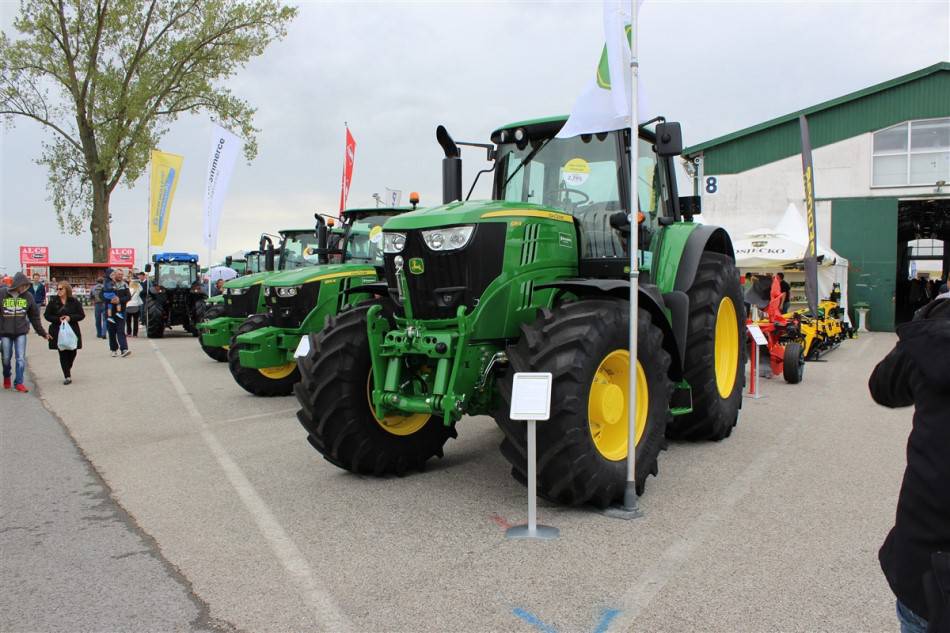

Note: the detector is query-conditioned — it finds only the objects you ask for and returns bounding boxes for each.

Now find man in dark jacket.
[90,277,106,339]
[27,273,46,306]
[1,272,50,392]
[870,297,950,633]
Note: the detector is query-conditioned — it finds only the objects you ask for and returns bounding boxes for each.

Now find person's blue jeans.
[897,600,928,633]
[1,335,28,386]
[107,318,128,352]
[94,302,106,337]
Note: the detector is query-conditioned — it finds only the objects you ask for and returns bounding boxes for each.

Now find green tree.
[0,0,296,261]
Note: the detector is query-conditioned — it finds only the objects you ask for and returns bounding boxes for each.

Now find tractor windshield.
[343,215,391,265]
[278,232,344,269]
[495,132,659,261]
[157,262,198,289]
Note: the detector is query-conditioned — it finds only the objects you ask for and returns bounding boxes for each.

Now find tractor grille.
[266,281,320,329]
[224,285,261,318]
[383,223,507,320]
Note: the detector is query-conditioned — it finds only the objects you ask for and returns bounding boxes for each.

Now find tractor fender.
[535,279,684,381]
[672,225,735,293]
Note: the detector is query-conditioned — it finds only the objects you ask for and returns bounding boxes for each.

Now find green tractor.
[228,206,414,397]
[295,117,745,506]
[197,224,342,362]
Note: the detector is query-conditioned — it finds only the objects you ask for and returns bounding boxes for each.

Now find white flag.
[557,0,646,139]
[385,188,402,207]
[203,123,242,249]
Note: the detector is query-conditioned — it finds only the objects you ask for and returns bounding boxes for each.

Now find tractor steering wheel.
[545,185,590,208]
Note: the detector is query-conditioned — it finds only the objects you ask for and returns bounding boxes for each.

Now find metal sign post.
[745,306,767,399]
[506,372,559,541]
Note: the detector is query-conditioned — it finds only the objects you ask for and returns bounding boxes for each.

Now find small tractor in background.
[228,205,417,397]
[295,117,745,507]
[145,252,206,338]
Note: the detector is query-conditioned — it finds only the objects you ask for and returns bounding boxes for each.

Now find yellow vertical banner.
[149,149,184,247]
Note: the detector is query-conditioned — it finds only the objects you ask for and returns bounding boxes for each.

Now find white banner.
[203,123,242,250]
[385,188,402,208]
[557,0,646,139]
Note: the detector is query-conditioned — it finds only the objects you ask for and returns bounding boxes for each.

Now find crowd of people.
[0,268,148,390]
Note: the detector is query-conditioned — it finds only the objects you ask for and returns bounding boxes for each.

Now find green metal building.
[684,62,950,331]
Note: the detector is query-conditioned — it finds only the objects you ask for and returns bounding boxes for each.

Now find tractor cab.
[150,252,199,290]
[489,116,691,279]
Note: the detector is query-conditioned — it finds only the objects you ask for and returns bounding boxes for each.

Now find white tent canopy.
[733,203,849,321]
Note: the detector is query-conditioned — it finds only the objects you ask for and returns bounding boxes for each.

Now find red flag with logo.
[339,127,356,214]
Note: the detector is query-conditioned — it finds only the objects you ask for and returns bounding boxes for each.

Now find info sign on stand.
[505,372,559,541]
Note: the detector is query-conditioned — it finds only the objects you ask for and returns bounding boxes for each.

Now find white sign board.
[510,372,553,421]
[747,324,768,346]
[294,335,311,358]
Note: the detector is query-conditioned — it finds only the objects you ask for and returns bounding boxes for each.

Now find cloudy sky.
[2,0,948,274]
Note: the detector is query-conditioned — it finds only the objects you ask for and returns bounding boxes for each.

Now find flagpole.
[145,152,151,332]
[623,0,642,515]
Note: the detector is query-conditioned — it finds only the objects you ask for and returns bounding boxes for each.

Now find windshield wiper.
[503,137,553,189]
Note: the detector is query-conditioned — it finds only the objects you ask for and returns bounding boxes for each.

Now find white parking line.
[212,408,299,425]
[151,342,349,632]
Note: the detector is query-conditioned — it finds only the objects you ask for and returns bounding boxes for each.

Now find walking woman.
[44,282,85,385]
[126,280,142,337]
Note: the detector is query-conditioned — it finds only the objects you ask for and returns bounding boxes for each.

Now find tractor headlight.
[383,232,407,254]
[263,286,272,296]
[228,287,247,295]
[421,225,474,252]
[276,285,300,298]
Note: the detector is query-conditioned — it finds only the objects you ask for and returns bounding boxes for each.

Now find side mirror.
[225,256,233,268]
[144,264,152,273]
[654,122,683,157]
[679,195,701,217]
[265,244,275,271]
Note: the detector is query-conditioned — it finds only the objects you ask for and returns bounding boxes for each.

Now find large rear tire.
[495,300,672,507]
[199,305,229,362]
[783,342,805,384]
[145,302,165,339]
[228,313,299,397]
[294,305,455,475]
[668,251,745,441]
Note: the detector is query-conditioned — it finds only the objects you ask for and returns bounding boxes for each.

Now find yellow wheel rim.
[258,362,297,380]
[366,373,431,436]
[714,297,739,398]
[222,344,230,350]
[588,350,648,461]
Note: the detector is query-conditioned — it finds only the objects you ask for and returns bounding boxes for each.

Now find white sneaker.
[111,351,118,357]
[121,350,132,358]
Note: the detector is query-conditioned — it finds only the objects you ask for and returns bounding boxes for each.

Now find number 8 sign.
[704,176,719,195]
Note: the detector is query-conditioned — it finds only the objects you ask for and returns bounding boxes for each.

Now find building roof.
[683,62,950,173]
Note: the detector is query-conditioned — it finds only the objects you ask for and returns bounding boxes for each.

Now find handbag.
[57,323,78,351]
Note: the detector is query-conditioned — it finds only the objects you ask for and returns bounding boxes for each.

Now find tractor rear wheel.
[199,305,229,362]
[783,342,805,384]
[145,302,165,339]
[294,305,455,475]
[228,314,299,397]
[668,251,745,441]
[495,300,672,507]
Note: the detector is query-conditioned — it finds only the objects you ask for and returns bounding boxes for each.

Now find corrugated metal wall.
[831,197,897,331]
[703,71,950,174]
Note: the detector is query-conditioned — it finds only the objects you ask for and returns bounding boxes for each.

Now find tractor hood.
[224,271,269,289]
[263,263,378,287]
[381,200,573,230]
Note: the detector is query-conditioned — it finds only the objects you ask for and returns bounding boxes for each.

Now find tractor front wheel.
[199,304,229,362]
[228,314,299,397]
[294,305,455,475]
[145,302,165,339]
[783,342,805,384]
[495,300,672,507]
[668,251,745,441]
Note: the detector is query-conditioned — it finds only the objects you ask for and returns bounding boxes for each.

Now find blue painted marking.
[592,609,621,633]
[512,608,558,633]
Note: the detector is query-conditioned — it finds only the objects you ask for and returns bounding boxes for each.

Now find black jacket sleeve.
[68,298,85,322]
[43,298,59,324]
[868,346,916,408]
[26,294,47,337]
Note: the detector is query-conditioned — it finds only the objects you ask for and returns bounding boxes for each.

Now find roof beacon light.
[409,191,420,210]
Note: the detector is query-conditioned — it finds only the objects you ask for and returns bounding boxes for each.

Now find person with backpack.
[44,281,85,385]
[1,272,50,392]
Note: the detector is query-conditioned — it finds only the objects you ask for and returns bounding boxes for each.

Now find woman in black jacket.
[44,282,85,385]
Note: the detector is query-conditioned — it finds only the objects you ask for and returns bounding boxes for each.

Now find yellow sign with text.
[149,150,184,246]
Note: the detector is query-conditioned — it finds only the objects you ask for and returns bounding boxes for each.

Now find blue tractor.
[144,253,206,338]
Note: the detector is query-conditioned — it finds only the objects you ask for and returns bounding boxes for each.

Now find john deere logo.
[408,258,425,275]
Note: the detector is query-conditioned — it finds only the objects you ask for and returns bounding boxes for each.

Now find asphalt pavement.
[2,319,911,632]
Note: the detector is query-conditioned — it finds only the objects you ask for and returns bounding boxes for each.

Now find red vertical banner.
[19,246,49,265]
[339,126,356,215]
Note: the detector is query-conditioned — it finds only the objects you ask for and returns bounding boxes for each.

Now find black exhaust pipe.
[259,235,275,271]
[437,125,462,204]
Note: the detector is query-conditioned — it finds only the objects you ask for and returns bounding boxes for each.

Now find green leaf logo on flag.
[596,24,632,89]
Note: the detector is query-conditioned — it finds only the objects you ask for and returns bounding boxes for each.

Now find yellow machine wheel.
[588,350,648,461]
[258,362,297,380]
[366,374,431,436]
[714,297,740,398]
